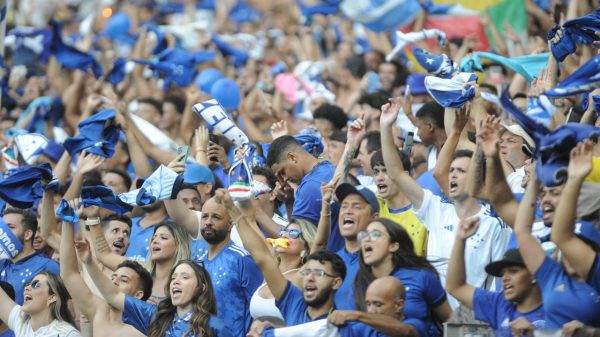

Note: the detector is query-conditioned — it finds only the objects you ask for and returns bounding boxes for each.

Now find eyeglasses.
[357,229,383,243]
[299,268,337,278]
[278,228,302,239]
[26,280,42,290]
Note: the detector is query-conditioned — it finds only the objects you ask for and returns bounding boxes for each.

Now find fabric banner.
[0,220,23,260]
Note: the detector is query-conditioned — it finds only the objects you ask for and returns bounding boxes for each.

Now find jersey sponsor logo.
[554,284,565,292]
[0,222,23,259]
[443,225,454,232]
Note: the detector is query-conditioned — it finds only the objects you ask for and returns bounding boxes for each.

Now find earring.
[300,250,307,258]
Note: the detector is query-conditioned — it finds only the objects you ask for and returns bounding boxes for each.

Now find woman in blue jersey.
[80,240,233,337]
[514,147,600,329]
[353,218,451,337]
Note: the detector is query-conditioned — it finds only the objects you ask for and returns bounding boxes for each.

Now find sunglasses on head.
[278,228,302,239]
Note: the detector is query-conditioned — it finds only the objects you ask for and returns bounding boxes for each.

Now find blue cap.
[574,221,600,248]
[335,183,379,213]
[406,73,427,95]
[196,68,224,94]
[211,78,241,111]
[184,163,215,185]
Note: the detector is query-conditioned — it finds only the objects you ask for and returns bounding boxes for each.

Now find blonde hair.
[148,220,191,276]
[277,218,317,265]
[24,272,77,328]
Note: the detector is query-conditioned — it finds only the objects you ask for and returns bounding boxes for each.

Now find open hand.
[476,116,501,157]
[568,139,594,181]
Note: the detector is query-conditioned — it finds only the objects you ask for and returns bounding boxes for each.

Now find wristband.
[84,217,101,226]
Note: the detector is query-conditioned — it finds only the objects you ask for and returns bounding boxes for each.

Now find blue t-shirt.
[536,257,600,328]
[326,203,345,253]
[191,238,208,260]
[198,241,263,337]
[393,268,446,337]
[122,295,233,336]
[0,329,15,337]
[291,160,334,224]
[276,281,331,326]
[473,288,545,337]
[334,248,360,310]
[124,216,168,262]
[344,318,428,337]
[0,252,60,305]
[590,254,600,292]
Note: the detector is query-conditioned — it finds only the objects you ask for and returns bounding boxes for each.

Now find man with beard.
[124,201,169,262]
[0,209,59,305]
[196,197,263,337]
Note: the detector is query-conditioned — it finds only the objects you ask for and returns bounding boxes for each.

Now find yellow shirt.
[585,157,600,183]
[377,197,428,256]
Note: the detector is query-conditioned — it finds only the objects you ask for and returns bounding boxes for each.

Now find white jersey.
[414,189,511,309]
[507,167,525,194]
[8,305,82,337]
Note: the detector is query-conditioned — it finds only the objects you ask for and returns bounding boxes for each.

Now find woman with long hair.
[89,219,191,304]
[354,218,451,337]
[80,243,233,337]
[249,219,316,325]
[0,271,82,337]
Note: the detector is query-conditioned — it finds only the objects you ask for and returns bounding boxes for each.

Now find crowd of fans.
[0,0,600,336]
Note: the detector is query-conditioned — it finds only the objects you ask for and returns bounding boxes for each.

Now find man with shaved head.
[327,276,427,336]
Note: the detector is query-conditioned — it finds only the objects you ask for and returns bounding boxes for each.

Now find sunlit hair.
[148,261,217,337]
[354,218,438,310]
[23,272,77,328]
[148,220,191,277]
[277,219,316,265]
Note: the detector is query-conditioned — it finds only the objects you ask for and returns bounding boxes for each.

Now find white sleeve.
[7,305,23,332]
[412,189,442,230]
[194,211,203,240]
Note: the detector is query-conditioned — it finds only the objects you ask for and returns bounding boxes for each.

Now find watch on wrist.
[84,217,101,226]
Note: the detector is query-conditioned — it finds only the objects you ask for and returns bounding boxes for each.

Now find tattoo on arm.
[94,236,111,254]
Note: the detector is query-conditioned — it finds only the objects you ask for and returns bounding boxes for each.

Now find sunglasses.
[299,268,336,278]
[357,229,384,243]
[278,228,302,239]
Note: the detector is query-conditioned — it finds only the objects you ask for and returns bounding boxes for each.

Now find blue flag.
[296,0,340,25]
[63,109,120,158]
[424,73,478,108]
[49,20,103,78]
[413,47,457,79]
[544,54,600,97]
[340,0,420,32]
[548,8,600,62]
[7,27,53,65]
[106,58,127,85]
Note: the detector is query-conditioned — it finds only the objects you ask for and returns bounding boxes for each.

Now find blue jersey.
[473,288,545,337]
[344,318,428,337]
[0,329,15,337]
[536,257,600,328]
[125,216,168,262]
[291,161,334,224]
[199,242,263,337]
[0,252,60,305]
[393,268,446,337]
[191,238,208,260]
[334,248,360,310]
[276,281,331,326]
[122,295,233,336]
[590,254,600,292]
[326,203,345,253]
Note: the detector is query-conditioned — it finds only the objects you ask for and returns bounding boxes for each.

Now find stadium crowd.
[0,0,600,336]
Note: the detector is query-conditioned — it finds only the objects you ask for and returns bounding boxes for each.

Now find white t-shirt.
[413,189,511,309]
[8,305,82,337]
[507,167,525,194]
[427,146,438,171]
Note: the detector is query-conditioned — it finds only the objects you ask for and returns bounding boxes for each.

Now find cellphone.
[208,134,219,161]
[176,145,189,162]
[403,132,414,157]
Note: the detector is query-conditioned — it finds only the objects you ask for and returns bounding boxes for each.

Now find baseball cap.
[485,249,526,277]
[335,183,380,213]
[184,163,215,185]
[501,123,535,156]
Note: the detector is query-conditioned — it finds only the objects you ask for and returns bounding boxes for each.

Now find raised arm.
[328,311,418,337]
[60,204,101,319]
[551,140,597,279]
[0,284,16,326]
[78,238,126,311]
[164,156,201,237]
[514,165,546,275]
[118,107,152,178]
[380,99,425,208]
[311,176,340,253]
[215,190,288,300]
[479,116,518,229]
[434,107,469,196]
[63,152,105,200]
[39,190,61,251]
[333,115,365,184]
[446,217,480,309]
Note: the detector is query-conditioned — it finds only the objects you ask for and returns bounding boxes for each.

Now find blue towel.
[118,165,183,206]
[81,186,133,215]
[63,109,120,158]
[544,54,600,97]
[548,8,600,62]
[48,20,103,78]
[106,58,127,85]
[55,199,80,223]
[413,47,457,79]
[424,73,478,108]
[500,89,600,186]
[0,163,53,209]
[460,52,549,82]
[211,35,249,68]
